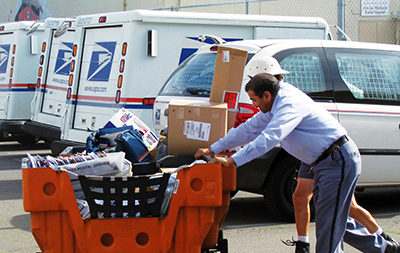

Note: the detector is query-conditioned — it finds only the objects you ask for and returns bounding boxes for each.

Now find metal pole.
[123,0,127,11]
[337,0,345,40]
[246,0,249,14]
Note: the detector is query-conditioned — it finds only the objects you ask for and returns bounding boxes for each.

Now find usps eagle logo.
[0,44,10,74]
[87,42,116,82]
[54,42,73,76]
[179,37,242,64]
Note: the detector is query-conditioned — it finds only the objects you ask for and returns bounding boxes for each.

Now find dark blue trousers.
[312,138,386,252]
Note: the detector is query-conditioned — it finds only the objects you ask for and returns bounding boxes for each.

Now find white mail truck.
[22,9,332,154]
[23,18,76,145]
[0,21,44,144]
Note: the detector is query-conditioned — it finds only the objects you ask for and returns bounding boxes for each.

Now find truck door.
[73,26,123,131]
[41,30,75,116]
[0,33,13,118]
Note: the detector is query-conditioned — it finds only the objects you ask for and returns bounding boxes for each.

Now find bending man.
[195,70,399,252]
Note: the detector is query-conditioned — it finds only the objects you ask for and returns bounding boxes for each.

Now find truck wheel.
[263,153,299,222]
[12,133,39,145]
[42,138,53,147]
[0,131,10,141]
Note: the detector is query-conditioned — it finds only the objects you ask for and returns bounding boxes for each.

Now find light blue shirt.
[210,81,347,166]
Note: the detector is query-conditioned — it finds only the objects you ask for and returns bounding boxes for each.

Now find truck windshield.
[159,53,217,97]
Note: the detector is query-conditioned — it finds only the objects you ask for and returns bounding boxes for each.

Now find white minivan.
[153,39,400,221]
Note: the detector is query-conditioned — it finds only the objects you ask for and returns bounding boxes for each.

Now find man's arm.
[210,156,236,167]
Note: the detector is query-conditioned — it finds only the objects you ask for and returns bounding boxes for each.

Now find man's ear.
[263,91,271,100]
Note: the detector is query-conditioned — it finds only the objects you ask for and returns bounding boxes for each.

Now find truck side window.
[280,53,326,93]
[336,53,400,101]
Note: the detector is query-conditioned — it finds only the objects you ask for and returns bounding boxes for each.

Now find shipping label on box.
[223,91,240,111]
[167,99,227,155]
[210,46,248,129]
[184,120,211,141]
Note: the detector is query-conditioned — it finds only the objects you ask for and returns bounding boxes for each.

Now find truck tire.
[0,131,10,141]
[12,133,39,145]
[263,153,299,222]
[42,138,53,147]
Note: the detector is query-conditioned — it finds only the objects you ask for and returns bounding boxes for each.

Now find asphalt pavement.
[1,140,400,252]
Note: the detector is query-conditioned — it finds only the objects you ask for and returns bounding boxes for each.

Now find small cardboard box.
[210,46,248,129]
[167,99,227,155]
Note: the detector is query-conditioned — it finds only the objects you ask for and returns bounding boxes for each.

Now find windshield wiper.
[185,87,211,95]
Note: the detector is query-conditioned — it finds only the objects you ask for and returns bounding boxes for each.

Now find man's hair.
[274,74,283,81]
[245,73,280,98]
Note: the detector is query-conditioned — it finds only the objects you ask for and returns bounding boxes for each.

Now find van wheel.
[12,133,39,145]
[263,153,299,222]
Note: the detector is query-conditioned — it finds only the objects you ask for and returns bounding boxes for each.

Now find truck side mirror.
[54,21,72,38]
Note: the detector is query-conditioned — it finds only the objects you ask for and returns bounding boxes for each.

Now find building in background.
[11,0,52,21]
[1,0,400,43]
[14,0,42,21]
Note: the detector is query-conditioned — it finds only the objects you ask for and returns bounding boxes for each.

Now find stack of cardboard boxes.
[168,47,248,155]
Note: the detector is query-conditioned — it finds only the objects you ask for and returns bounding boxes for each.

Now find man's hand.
[210,156,236,167]
[194,147,211,159]
[195,148,236,167]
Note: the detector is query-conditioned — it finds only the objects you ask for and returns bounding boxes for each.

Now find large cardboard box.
[210,46,248,129]
[167,99,227,155]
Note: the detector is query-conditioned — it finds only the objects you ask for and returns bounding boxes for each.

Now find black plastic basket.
[131,161,159,175]
[160,153,196,168]
[78,173,171,219]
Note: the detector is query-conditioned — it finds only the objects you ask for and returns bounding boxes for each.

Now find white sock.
[297,236,309,243]
[374,227,383,235]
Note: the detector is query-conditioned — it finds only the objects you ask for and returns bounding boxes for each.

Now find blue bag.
[86,126,133,153]
[115,128,152,164]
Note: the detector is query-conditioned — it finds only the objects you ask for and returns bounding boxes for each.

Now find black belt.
[313,135,349,166]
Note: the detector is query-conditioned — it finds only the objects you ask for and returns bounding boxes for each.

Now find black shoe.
[385,241,400,253]
[382,231,400,246]
[281,238,310,253]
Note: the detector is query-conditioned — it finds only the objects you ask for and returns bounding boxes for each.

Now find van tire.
[263,153,299,222]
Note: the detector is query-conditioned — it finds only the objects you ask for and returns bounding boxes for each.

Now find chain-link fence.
[156,0,400,44]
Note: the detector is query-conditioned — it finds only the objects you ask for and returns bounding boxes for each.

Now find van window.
[336,53,400,101]
[280,53,326,93]
[160,53,216,96]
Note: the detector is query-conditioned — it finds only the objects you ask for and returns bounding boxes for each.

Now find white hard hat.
[247,57,290,77]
